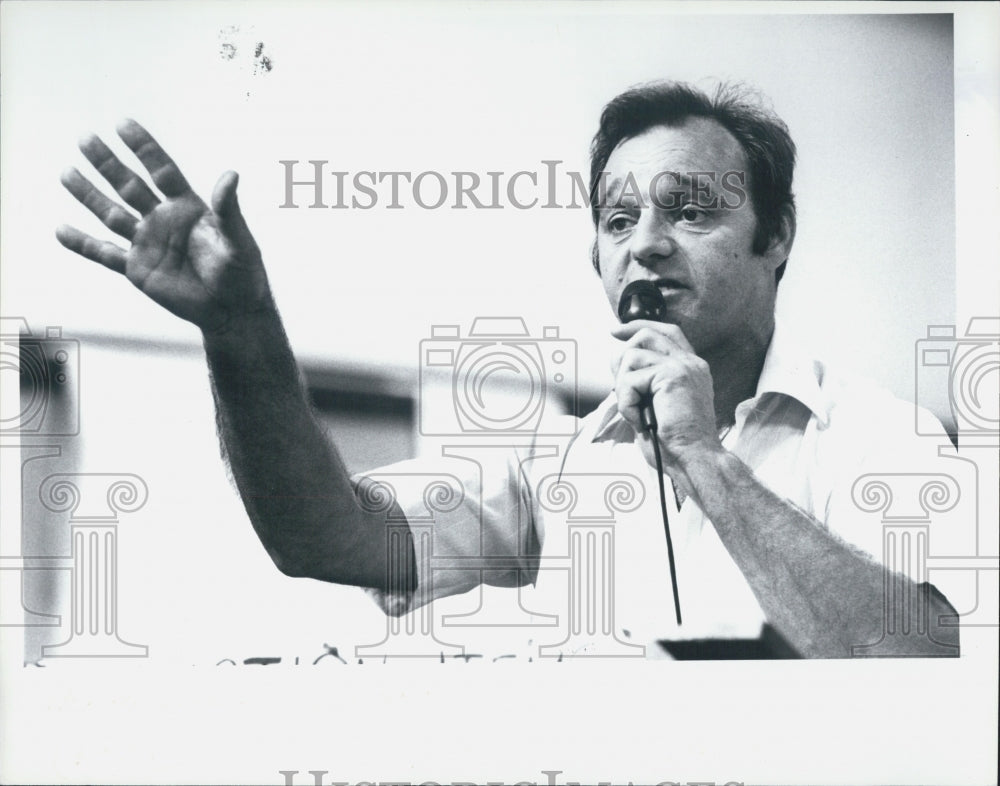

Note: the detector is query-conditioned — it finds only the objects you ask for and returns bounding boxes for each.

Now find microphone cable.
[618,280,683,626]
[642,405,682,626]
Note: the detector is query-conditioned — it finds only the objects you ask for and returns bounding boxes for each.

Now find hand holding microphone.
[617,280,669,433]
[612,282,719,467]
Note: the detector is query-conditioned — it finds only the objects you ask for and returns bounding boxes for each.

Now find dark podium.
[658,624,802,660]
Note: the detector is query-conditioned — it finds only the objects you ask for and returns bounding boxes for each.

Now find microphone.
[617,279,668,324]
[617,278,683,626]
[617,280,668,433]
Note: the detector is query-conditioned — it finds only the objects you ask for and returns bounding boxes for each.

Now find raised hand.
[56,119,272,334]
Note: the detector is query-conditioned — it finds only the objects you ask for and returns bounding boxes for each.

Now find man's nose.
[629,211,676,268]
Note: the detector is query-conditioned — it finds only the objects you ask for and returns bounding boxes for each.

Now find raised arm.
[57,120,412,591]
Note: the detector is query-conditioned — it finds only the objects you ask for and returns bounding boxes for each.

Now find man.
[56,81,958,658]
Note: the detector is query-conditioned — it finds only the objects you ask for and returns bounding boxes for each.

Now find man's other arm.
[676,445,959,658]
[613,321,958,658]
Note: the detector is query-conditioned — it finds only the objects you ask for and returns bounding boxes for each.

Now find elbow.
[848,582,961,658]
[926,588,961,655]
[264,542,366,586]
[265,545,317,579]
[911,582,961,656]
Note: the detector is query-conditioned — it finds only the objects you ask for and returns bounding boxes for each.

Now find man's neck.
[703,319,775,431]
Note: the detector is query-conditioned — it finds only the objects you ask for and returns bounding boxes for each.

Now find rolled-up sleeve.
[351,445,541,616]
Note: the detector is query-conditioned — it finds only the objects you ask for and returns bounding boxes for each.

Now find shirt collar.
[585,318,830,443]
[752,318,830,426]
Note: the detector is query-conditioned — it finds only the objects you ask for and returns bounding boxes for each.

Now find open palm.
[57,119,270,334]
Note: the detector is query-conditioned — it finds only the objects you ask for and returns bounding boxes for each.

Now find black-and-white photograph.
[1,2,997,784]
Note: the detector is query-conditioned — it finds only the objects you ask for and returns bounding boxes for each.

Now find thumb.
[211,170,255,248]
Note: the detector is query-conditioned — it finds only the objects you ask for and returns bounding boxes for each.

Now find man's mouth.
[653,277,687,293]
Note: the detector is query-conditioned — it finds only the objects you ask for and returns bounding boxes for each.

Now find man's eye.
[606,214,634,233]
[679,206,707,223]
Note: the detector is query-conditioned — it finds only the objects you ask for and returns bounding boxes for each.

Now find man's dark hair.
[589,80,796,284]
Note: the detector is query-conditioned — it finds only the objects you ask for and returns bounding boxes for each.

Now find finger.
[56,224,127,274]
[60,167,138,241]
[614,367,657,425]
[77,133,161,216]
[115,118,192,198]
[611,319,664,339]
[611,320,695,353]
[616,347,668,376]
[614,325,676,357]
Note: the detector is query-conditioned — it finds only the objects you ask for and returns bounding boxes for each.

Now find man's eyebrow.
[601,171,701,209]
[656,171,714,193]
[602,176,633,207]
[601,174,659,208]
[652,172,731,208]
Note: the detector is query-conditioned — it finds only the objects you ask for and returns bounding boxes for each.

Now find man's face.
[597,118,789,356]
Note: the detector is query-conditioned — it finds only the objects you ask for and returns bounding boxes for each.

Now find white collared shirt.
[358,322,957,655]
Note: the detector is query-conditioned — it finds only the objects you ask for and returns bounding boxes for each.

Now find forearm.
[675,447,958,657]
[203,307,404,590]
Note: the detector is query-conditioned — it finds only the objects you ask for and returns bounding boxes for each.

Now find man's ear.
[590,239,601,274]
[765,205,796,273]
